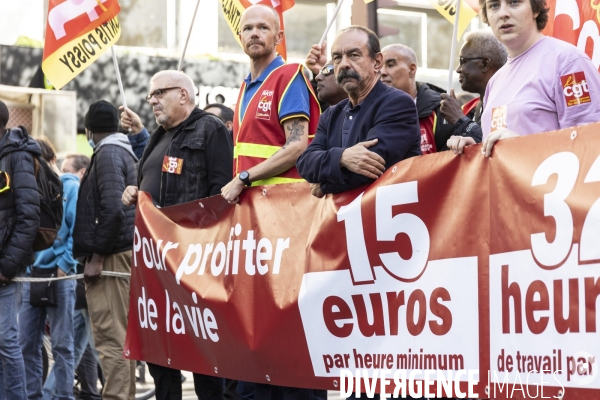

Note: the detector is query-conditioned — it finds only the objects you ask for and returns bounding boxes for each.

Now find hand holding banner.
[125,122,600,399]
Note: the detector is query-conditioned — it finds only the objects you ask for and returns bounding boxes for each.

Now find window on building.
[377,0,473,70]
[118,0,169,48]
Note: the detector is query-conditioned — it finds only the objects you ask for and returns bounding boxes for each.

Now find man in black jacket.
[121,70,233,400]
[0,100,40,399]
[73,100,138,400]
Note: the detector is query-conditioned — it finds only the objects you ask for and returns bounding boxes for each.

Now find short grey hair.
[382,44,418,65]
[151,70,197,105]
[463,31,508,70]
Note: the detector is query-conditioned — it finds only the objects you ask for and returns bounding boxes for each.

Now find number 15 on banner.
[337,181,431,284]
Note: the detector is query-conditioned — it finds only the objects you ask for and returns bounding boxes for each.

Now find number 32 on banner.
[531,152,600,267]
[337,181,430,284]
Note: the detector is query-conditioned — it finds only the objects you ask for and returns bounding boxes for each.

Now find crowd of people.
[1,0,600,398]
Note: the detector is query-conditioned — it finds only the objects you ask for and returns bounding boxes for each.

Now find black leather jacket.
[138,108,233,207]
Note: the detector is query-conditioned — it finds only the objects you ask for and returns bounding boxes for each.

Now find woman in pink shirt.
[446,0,600,156]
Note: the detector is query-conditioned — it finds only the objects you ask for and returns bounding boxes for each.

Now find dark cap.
[84,100,119,133]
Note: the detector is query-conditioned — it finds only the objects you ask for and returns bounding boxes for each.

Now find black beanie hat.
[84,100,119,133]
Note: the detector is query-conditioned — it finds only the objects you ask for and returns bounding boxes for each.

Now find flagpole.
[447,0,461,91]
[178,0,202,71]
[319,0,346,46]
[111,47,131,132]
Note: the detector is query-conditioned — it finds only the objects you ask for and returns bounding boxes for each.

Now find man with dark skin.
[441,31,508,154]
[306,43,348,107]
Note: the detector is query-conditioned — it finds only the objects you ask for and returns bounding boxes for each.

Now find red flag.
[543,0,600,71]
[42,0,121,89]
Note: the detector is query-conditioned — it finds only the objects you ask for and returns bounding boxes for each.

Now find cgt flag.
[42,0,121,90]
[428,0,479,40]
[220,0,294,60]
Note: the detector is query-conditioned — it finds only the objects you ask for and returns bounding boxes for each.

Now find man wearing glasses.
[380,44,456,154]
[441,31,508,154]
[121,70,232,400]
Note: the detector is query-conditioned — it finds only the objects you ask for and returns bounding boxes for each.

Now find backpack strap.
[0,152,15,208]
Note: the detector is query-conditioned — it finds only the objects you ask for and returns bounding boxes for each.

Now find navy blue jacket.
[297,80,421,194]
[0,128,41,279]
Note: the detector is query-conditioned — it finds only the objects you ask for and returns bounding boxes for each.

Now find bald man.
[221,4,320,204]
[380,44,455,154]
[121,70,233,400]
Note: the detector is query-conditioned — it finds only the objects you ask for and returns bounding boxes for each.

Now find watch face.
[240,171,249,180]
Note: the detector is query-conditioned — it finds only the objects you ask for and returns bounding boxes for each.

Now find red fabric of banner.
[125,123,600,399]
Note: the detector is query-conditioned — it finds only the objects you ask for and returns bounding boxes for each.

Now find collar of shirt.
[341,79,387,115]
[243,55,285,87]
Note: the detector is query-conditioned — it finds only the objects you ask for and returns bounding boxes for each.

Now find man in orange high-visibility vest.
[220,4,320,204]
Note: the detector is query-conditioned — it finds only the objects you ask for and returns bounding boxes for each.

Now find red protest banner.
[544,0,600,71]
[125,122,600,399]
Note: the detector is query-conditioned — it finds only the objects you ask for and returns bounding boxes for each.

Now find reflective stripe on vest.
[233,142,280,160]
[252,176,305,186]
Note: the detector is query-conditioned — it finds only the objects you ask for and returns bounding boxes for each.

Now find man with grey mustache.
[297,26,421,198]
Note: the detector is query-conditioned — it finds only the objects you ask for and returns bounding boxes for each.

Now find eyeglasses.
[319,65,335,77]
[458,57,484,67]
[146,87,182,102]
[0,171,11,194]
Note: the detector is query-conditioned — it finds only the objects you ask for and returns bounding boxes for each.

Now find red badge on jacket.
[162,156,184,175]
[561,71,591,107]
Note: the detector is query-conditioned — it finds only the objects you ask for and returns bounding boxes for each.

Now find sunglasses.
[146,87,182,102]
[319,65,335,77]
[0,171,11,194]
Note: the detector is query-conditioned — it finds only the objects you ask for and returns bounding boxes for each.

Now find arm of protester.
[120,106,149,159]
[122,185,138,206]
[481,127,519,157]
[305,42,327,76]
[440,90,464,124]
[93,149,128,255]
[205,118,234,196]
[446,135,477,155]
[56,177,78,275]
[0,152,40,281]
[320,93,421,194]
[84,253,104,284]
[222,117,310,203]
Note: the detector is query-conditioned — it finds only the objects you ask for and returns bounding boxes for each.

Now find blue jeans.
[0,281,27,400]
[19,279,76,400]
[43,308,100,400]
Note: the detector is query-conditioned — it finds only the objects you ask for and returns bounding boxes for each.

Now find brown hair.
[479,0,549,31]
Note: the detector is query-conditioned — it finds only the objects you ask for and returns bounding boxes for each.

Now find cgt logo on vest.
[298,182,480,379]
[561,72,591,107]
[256,90,274,120]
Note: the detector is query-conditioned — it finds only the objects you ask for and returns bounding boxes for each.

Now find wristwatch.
[239,170,252,187]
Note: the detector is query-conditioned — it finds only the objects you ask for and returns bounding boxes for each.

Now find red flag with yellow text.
[42,0,121,89]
